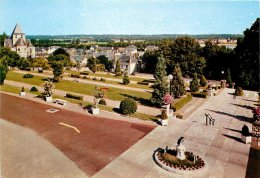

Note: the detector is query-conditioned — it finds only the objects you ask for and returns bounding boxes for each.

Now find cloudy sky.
[1,0,259,35]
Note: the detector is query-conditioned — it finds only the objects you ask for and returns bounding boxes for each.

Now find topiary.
[235,87,244,96]
[200,75,207,87]
[242,125,250,136]
[122,74,130,85]
[99,98,107,105]
[120,98,137,115]
[30,86,38,92]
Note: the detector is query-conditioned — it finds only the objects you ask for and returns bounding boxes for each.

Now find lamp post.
[168,74,173,95]
[221,70,224,80]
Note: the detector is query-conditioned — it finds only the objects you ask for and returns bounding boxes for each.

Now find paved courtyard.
[0,88,258,178]
[93,88,258,178]
[0,93,155,177]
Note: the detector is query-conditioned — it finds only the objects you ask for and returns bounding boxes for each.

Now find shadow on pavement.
[206,109,253,123]
[222,134,244,143]
[245,147,260,178]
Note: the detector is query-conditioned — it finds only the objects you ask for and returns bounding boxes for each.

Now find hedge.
[80,71,90,75]
[66,93,83,100]
[171,94,193,111]
[137,81,149,85]
[23,73,34,78]
[191,92,207,98]
[30,86,38,92]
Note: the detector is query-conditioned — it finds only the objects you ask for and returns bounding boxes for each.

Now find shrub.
[93,77,97,81]
[66,93,83,100]
[137,81,149,85]
[235,87,244,96]
[23,73,34,78]
[100,78,106,82]
[200,75,207,87]
[120,98,137,115]
[38,69,43,73]
[190,73,199,92]
[161,110,168,120]
[71,73,80,78]
[242,125,250,136]
[21,87,25,92]
[123,74,130,85]
[99,99,107,105]
[171,94,192,111]
[191,92,207,98]
[30,86,38,92]
[80,71,90,75]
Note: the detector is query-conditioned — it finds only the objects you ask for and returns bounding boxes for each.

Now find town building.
[4,24,35,58]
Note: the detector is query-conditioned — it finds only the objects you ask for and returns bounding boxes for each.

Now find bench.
[55,99,67,106]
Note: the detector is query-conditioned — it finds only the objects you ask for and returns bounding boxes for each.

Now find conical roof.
[11,24,24,36]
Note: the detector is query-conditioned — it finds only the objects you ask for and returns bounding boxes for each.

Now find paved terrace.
[93,88,258,178]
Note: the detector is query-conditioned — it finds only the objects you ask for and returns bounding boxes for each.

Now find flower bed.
[154,149,206,175]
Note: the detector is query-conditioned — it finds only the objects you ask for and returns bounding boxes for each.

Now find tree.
[201,40,234,80]
[200,75,207,87]
[151,56,169,107]
[97,55,113,72]
[226,69,233,88]
[52,48,70,57]
[120,98,137,115]
[122,74,130,85]
[0,32,7,46]
[87,57,97,73]
[18,58,30,70]
[115,60,121,76]
[234,18,259,90]
[51,61,64,82]
[29,57,50,70]
[161,36,203,77]
[0,47,20,67]
[48,54,70,67]
[140,51,159,73]
[0,60,8,85]
[170,65,186,98]
[190,73,199,92]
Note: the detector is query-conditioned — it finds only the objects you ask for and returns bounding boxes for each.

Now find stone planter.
[241,135,251,144]
[92,107,100,115]
[20,92,26,96]
[45,96,52,102]
[161,119,168,126]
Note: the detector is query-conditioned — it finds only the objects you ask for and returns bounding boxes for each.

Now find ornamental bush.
[242,125,250,136]
[235,87,244,96]
[122,74,130,85]
[200,75,207,87]
[23,73,34,78]
[30,86,38,92]
[120,98,137,115]
[99,98,107,105]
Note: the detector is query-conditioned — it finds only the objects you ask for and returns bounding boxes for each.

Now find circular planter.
[153,149,207,175]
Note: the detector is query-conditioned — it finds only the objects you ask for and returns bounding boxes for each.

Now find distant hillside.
[27,34,243,41]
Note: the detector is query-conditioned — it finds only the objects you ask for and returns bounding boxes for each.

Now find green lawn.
[0,84,157,121]
[6,72,152,102]
[85,72,147,82]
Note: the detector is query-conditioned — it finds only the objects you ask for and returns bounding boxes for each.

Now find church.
[4,24,35,58]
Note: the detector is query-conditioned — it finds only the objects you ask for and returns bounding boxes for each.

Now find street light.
[168,74,173,94]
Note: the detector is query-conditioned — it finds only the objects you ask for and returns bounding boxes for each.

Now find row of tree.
[142,18,259,91]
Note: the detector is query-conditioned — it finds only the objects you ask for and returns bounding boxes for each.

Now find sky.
[0,0,259,35]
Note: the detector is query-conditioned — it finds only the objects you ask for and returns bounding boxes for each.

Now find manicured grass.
[6,71,151,102]
[88,72,146,82]
[0,84,157,122]
[28,70,152,90]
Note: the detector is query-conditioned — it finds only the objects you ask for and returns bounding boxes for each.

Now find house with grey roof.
[4,24,35,58]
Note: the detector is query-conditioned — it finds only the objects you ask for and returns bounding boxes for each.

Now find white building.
[4,24,35,58]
